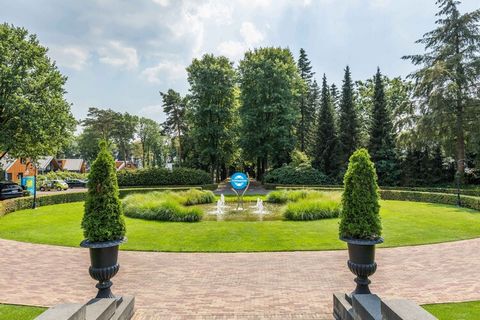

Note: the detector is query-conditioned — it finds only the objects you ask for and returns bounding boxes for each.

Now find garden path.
[0,238,479,319]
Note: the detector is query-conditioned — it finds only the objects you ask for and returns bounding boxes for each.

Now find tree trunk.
[455,103,465,178]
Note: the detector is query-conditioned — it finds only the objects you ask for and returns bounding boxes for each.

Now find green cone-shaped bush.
[339,148,382,239]
[82,141,126,242]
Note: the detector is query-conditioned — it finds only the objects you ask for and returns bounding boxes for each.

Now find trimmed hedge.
[117,168,211,186]
[264,166,331,185]
[380,190,480,211]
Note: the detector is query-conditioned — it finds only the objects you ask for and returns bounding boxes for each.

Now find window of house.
[7,173,13,181]
[20,158,26,164]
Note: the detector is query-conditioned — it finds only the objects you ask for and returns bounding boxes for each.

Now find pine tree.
[306,79,320,158]
[330,83,340,114]
[403,0,480,179]
[368,68,399,186]
[313,74,339,177]
[296,48,315,152]
[338,66,359,166]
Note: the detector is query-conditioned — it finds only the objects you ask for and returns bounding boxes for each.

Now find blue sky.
[2,0,478,123]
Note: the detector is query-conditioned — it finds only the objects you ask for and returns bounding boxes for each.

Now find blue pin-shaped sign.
[230,172,248,190]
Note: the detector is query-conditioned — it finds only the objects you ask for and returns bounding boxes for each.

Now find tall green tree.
[238,47,301,180]
[0,24,76,161]
[112,112,138,163]
[313,74,339,177]
[186,54,237,182]
[138,117,161,168]
[296,48,315,152]
[368,68,399,186]
[160,89,187,164]
[402,0,480,178]
[306,79,320,158]
[338,66,359,166]
[82,107,119,141]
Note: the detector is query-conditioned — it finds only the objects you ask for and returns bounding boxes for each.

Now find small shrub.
[339,149,382,240]
[81,141,126,242]
[264,166,331,185]
[284,199,341,221]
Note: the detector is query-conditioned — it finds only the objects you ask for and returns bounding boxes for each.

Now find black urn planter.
[341,237,383,295]
[80,237,126,299]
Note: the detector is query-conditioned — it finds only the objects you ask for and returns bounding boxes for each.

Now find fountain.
[220,194,225,207]
[255,198,265,214]
[216,199,224,215]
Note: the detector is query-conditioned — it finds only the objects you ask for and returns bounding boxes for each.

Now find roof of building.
[37,156,56,171]
[59,159,85,171]
[0,154,16,171]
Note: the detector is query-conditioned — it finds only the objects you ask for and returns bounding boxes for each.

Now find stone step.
[333,293,354,320]
[35,303,86,320]
[111,296,135,320]
[85,298,116,320]
[381,299,438,320]
[352,294,381,320]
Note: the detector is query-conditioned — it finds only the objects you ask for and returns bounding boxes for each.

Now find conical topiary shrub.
[340,148,381,240]
[82,140,126,242]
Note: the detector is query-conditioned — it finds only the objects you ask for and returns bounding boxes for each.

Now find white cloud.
[49,46,89,70]
[141,61,186,83]
[217,21,264,60]
[152,0,169,6]
[98,41,139,70]
[240,22,264,46]
[217,41,246,60]
[238,0,271,7]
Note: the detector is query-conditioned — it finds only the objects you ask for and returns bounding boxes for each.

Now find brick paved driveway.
[0,238,479,319]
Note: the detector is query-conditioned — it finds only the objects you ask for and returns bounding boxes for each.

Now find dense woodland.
[1,0,479,186]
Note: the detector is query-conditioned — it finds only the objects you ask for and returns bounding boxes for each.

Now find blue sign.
[230,172,248,190]
[22,176,35,194]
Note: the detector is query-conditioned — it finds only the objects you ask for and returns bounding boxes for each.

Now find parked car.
[39,180,69,191]
[64,179,87,188]
[0,181,25,200]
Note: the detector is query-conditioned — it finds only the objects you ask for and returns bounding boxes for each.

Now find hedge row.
[0,186,216,216]
[379,190,480,211]
[117,168,211,186]
[263,166,331,185]
[266,183,480,197]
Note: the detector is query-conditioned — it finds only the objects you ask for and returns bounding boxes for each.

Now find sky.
[2,0,478,124]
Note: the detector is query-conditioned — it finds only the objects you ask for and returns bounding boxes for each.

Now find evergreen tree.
[82,141,126,242]
[313,74,339,177]
[340,148,382,240]
[296,48,315,152]
[330,83,340,114]
[338,66,359,166]
[306,79,320,158]
[403,0,480,178]
[368,68,399,186]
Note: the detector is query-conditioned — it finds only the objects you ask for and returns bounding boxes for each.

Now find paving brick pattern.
[0,238,479,319]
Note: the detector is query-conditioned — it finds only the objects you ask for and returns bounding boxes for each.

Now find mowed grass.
[423,300,480,320]
[0,198,479,252]
[0,304,46,320]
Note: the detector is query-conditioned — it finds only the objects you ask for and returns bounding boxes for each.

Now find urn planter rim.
[80,237,127,248]
[340,237,384,245]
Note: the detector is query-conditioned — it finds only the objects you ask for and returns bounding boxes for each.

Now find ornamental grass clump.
[266,190,309,204]
[284,198,340,221]
[81,141,126,242]
[339,148,382,240]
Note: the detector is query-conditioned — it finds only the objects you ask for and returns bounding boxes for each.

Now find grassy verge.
[0,304,46,320]
[423,300,480,319]
[0,199,479,252]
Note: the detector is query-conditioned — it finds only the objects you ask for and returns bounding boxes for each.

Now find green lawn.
[0,200,479,252]
[0,304,45,320]
[424,301,480,320]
